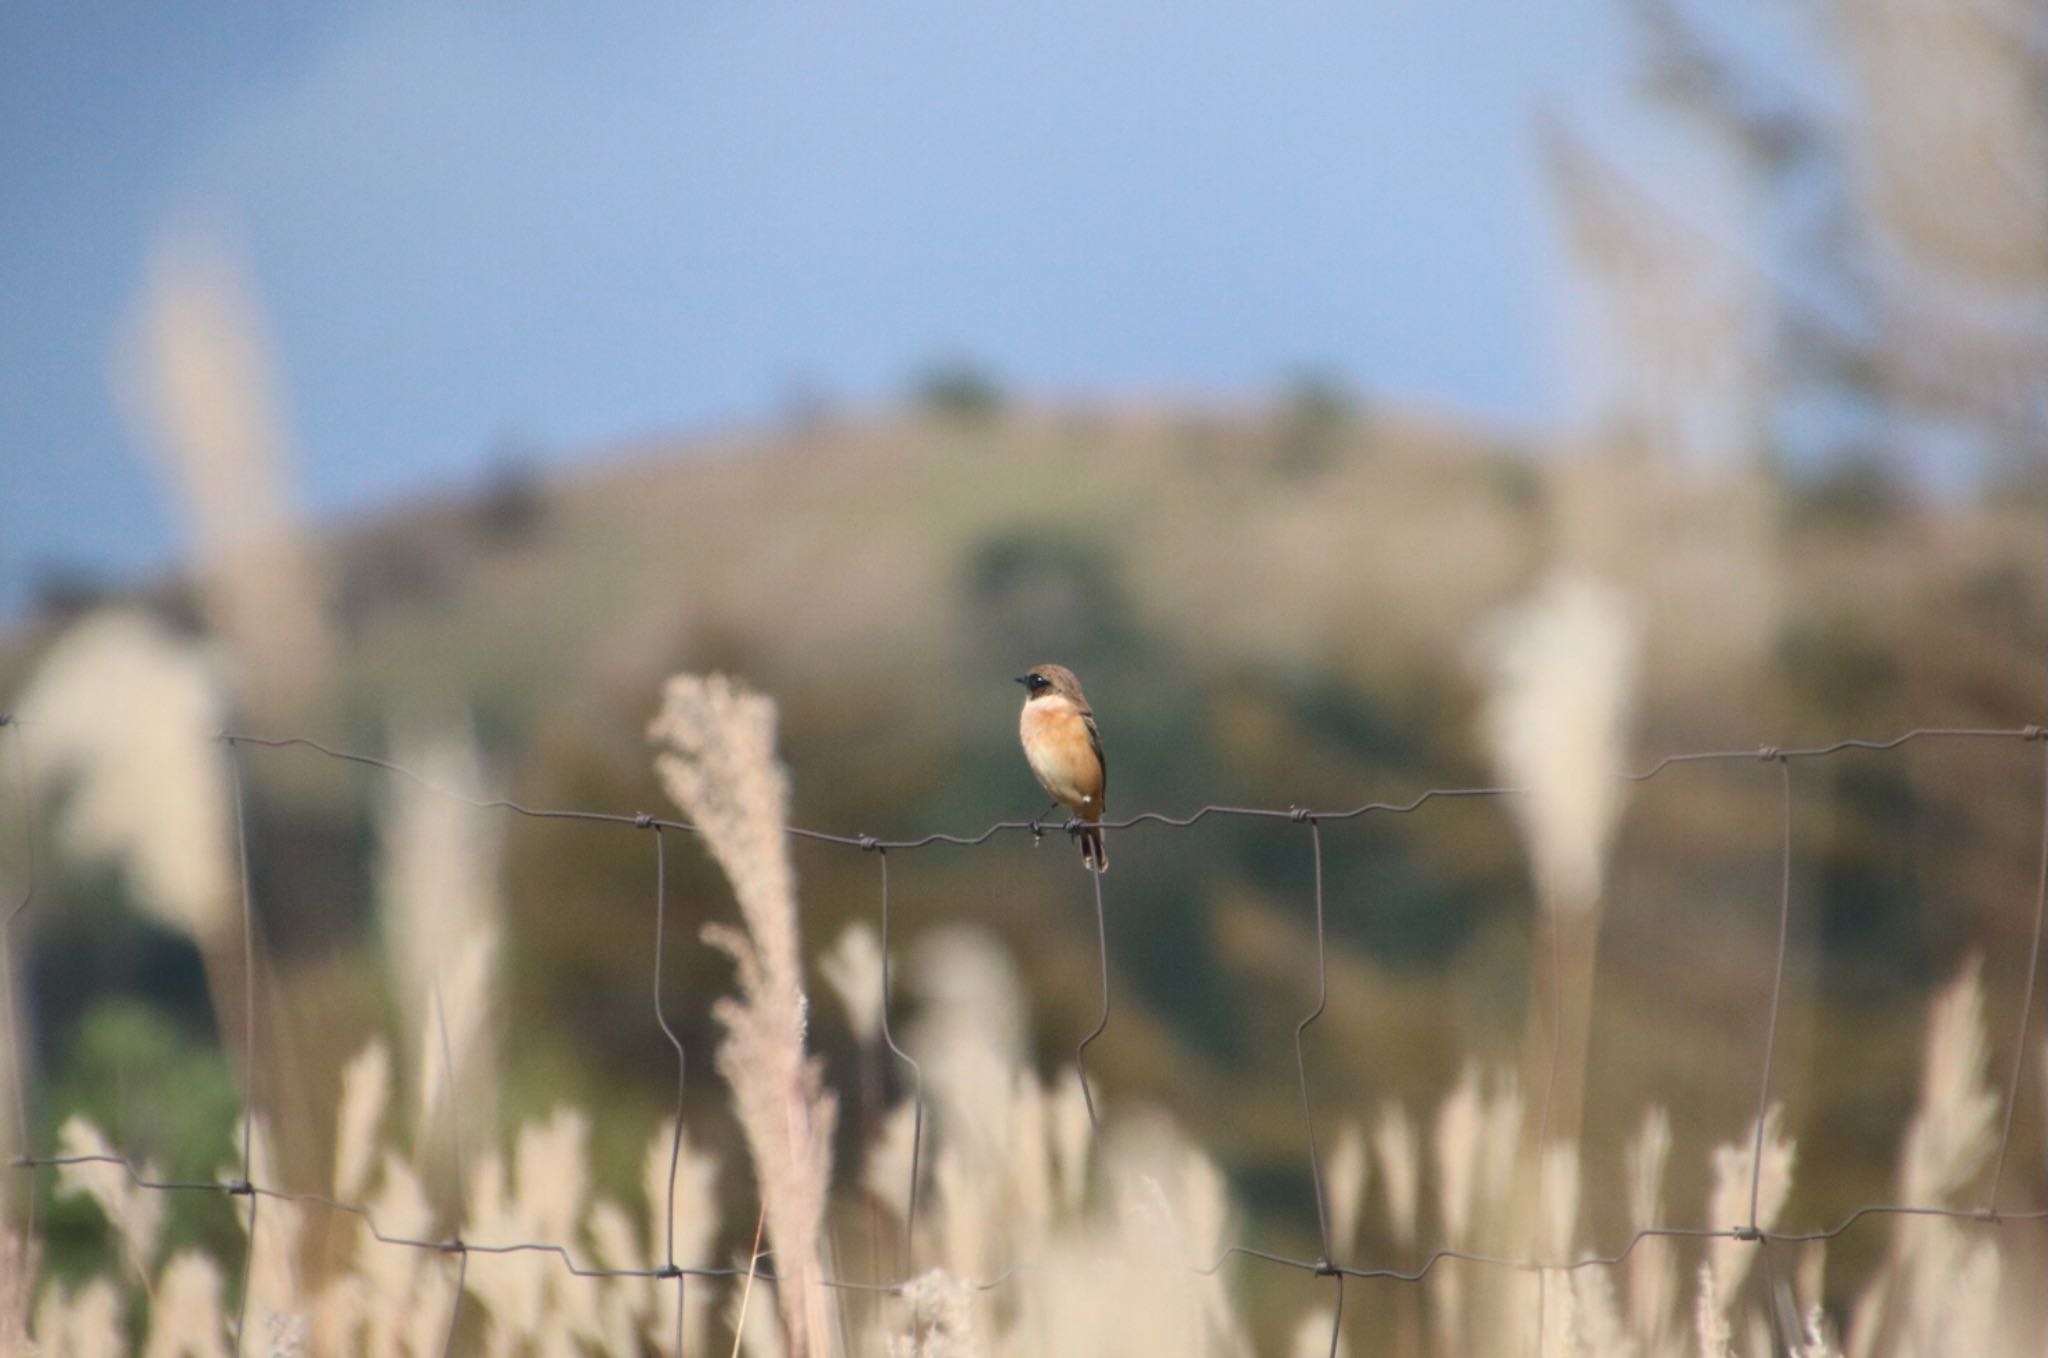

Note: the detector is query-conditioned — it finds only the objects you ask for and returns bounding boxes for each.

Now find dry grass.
[17,936,2038,1356]
[6,659,2046,1355]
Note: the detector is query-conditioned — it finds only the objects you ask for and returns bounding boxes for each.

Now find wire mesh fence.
[3,716,2046,1356]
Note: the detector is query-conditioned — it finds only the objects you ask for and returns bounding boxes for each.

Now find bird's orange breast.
[1020,698,1103,814]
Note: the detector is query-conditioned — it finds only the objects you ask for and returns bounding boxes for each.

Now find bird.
[1015,663,1109,872]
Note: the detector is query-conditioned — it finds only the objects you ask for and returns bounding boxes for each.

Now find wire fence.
[3,716,2047,1356]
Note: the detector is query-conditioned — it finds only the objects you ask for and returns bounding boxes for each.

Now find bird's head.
[1015,664,1083,703]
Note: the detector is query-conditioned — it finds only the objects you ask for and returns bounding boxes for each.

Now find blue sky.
[1,1,1631,611]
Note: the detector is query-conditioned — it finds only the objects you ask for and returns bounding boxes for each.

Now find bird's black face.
[1015,672,1052,696]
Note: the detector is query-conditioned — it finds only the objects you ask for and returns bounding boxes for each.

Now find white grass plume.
[1099,1114,1243,1357]
[1539,1258,1578,1358]
[1538,1142,1585,1358]
[142,1251,228,1358]
[1540,1140,1581,1262]
[515,1108,591,1258]
[1477,571,1642,918]
[935,1147,992,1283]
[1569,1267,1630,1358]
[1478,1071,1526,1230]
[1288,1309,1345,1358]
[459,1147,539,1348]
[1048,1067,1095,1218]
[519,1108,603,1351]
[412,928,499,1196]
[1903,1231,2000,1358]
[1324,1121,1368,1262]
[1862,961,2010,1358]
[333,1041,391,1205]
[33,1277,125,1358]
[587,1199,645,1356]
[864,1100,920,1227]
[355,1151,437,1358]
[223,1115,302,1336]
[459,1110,608,1355]
[1623,1106,1675,1353]
[115,230,331,718]
[650,674,836,1356]
[1899,958,1996,1206]
[908,925,1035,1277]
[889,1268,979,1358]
[908,926,1028,1176]
[1372,1103,1420,1250]
[54,1115,164,1287]
[1694,1261,1734,1358]
[1433,1065,1484,1246]
[1430,1066,1485,1352]
[375,722,503,1159]
[1624,1106,1671,1236]
[1794,1246,1829,1358]
[1705,1105,1795,1324]
[820,922,886,1050]
[1005,1070,1057,1248]
[16,611,233,942]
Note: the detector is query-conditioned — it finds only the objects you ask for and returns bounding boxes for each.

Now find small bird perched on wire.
[1016,663,1109,871]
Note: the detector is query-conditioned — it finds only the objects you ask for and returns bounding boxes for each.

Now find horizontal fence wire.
[3,717,2048,1357]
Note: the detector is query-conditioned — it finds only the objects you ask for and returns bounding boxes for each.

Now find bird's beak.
[1013,675,1032,686]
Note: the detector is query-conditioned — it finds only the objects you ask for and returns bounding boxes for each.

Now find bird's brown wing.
[1082,712,1106,815]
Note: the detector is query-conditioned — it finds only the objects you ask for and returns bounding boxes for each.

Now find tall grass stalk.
[651,675,837,1355]
[1478,572,1641,1162]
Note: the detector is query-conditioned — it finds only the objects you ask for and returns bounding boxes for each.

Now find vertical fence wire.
[222,736,261,1355]
[646,822,693,1355]
[1081,860,1114,1138]
[1292,814,1333,1267]
[1288,813,1347,1358]
[432,986,469,1358]
[1748,753,1794,1236]
[869,846,925,1278]
[1075,862,1111,1131]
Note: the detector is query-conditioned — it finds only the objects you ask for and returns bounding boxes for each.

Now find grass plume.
[115,231,331,722]
[650,674,837,1356]
[16,611,233,945]
[1477,571,1641,921]
[1477,570,1642,1171]
[375,722,504,1175]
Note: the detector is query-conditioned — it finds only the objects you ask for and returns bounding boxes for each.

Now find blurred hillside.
[6,397,2047,1316]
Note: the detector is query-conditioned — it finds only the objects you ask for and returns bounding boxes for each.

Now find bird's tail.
[1078,821,1108,873]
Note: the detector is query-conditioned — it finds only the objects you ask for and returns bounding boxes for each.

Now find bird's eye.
[1029,675,1049,690]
